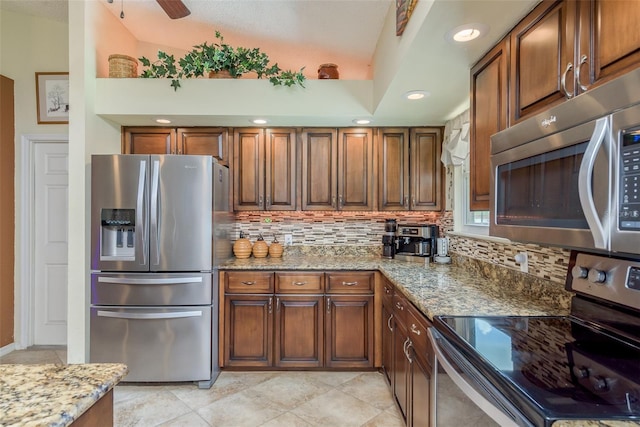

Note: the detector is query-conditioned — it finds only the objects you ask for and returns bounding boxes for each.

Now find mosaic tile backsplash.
[232,210,571,285]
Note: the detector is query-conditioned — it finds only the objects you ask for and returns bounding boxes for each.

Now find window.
[453,157,489,235]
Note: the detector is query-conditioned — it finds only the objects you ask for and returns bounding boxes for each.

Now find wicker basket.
[109,54,138,78]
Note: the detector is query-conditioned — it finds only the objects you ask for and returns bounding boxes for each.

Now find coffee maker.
[395,224,438,263]
[382,219,397,259]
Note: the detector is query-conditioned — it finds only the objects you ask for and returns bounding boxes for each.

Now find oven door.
[490,117,611,251]
[428,328,533,427]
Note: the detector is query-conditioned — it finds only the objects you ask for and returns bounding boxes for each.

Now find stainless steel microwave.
[490,68,640,255]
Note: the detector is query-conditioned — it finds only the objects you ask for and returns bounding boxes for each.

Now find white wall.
[0,9,68,349]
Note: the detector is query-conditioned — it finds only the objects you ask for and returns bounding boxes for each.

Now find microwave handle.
[578,117,609,249]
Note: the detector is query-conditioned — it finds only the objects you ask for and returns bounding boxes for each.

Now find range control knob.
[588,269,607,284]
[572,365,590,379]
[590,375,609,392]
[572,266,589,279]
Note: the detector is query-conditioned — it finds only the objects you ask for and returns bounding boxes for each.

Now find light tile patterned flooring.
[1,346,404,427]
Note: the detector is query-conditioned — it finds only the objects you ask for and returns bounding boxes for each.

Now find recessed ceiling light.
[445,23,489,43]
[353,118,373,125]
[404,90,430,100]
[155,118,171,124]
[251,118,268,125]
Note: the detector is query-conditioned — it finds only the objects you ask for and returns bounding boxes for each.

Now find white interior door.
[33,142,68,345]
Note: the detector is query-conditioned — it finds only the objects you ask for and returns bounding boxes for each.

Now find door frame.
[17,134,69,349]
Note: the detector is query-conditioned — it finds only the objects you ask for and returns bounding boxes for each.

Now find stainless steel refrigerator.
[89,154,229,388]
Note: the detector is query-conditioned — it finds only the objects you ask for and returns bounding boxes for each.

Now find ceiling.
[1,0,539,125]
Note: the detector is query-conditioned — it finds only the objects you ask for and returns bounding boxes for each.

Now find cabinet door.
[381,299,394,385]
[233,128,265,211]
[577,0,640,92]
[393,318,410,422]
[338,128,374,211]
[274,295,324,368]
[378,128,410,211]
[410,128,442,211]
[224,294,273,367]
[265,128,296,211]
[301,128,338,210]
[470,38,509,211]
[177,127,229,166]
[122,127,176,154]
[325,294,374,368]
[509,0,577,123]
[408,345,432,427]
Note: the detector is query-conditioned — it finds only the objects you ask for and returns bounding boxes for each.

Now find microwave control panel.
[620,128,640,231]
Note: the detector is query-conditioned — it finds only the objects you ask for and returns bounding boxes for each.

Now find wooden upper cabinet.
[577,0,640,91]
[470,37,509,211]
[122,127,176,154]
[233,128,264,211]
[378,128,410,211]
[338,128,374,211]
[265,128,296,211]
[410,128,442,211]
[509,0,576,124]
[301,128,338,210]
[177,127,229,166]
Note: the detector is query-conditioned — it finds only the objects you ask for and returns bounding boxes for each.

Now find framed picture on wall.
[35,72,69,124]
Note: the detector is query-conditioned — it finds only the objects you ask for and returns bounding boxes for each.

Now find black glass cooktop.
[434,314,640,426]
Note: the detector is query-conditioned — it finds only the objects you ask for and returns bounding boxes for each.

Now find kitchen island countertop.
[0,363,128,427]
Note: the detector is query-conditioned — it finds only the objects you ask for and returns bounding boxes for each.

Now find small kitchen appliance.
[382,219,397,259]
[429,249,640,426]
[395,224,438,262]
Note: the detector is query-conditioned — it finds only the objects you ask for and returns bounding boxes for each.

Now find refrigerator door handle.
[97,310,203,320]
[150,160,160,266]
[97,276,204,285]
[137,160,147,265]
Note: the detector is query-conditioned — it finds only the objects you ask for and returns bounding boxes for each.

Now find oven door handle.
[427,329,523,427]
[578,117,609,250]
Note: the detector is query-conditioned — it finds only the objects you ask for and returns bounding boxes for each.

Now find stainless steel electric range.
[429,250,640,426]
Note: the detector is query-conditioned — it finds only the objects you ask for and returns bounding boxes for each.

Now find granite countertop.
[219,255,573,319]
[0,363,128,427]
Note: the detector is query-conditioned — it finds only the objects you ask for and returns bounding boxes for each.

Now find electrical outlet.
[284,234,293,245]
[515,252,529,273]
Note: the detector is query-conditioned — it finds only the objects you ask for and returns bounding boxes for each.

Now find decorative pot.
[233,232,252,259]
[318,63,339,79]
[109,54,138,78]
[269,236,284,258]
[252,234,269,258]
[208,70,233,79]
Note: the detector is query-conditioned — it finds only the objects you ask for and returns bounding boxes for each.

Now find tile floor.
[0,346,404,427]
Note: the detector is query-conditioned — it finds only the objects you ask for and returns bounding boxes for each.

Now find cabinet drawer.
[326,272,374,293]
[275,272,324,293]
[406,302,433,362]
[225,271,274,293]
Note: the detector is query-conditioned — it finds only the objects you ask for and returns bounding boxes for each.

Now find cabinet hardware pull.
[576,54,589,92]
[326,297,331,313]
[292,281,307,286]
[268,297,273,314]
[412,197,416,207]
[259,195,264,206]
[342,281,358,286]
[339,195,344,208]
[332,196,336,208]
[403,337,411,359]
[403,196,408,207]
[396,301,404,310]
[385,286,391,294]
[406,341,414,363]
[561,62,574,99]
[241,281,256,286]
[387,314,394,332]
[276,297,280,312]
[410,323,421,336]
[266,195,271,207]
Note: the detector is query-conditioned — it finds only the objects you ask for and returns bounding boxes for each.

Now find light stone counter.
[0,363,128,427]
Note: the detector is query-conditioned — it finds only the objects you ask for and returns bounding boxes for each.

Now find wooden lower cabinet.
[325,294,374,368]
[224,294,273,367]
[385,285,434,427]
[275,295,323,368]
[221,270,375,370]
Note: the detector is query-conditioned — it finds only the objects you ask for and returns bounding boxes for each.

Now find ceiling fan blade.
[156,0,191,19]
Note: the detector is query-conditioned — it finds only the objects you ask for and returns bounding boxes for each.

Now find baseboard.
[0,342,16,357]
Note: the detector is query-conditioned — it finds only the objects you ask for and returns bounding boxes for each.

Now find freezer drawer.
[91,273,212,306]
[90,306,212,382]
